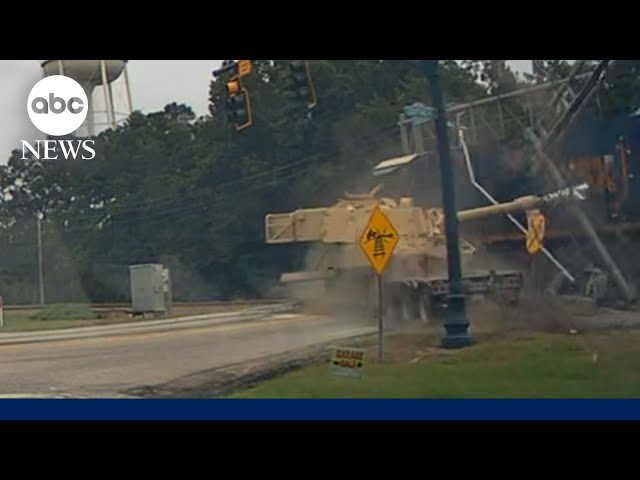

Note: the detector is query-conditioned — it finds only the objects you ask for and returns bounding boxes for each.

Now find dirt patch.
[124,333,380,398]
[464,292,626,336]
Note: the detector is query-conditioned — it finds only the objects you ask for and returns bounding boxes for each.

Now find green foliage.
[30,304,98,321]
[232,332,640,398]
[597,60,640,116]
[526,60,574,83]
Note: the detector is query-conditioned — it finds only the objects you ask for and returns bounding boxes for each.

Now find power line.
[14,117,404,235]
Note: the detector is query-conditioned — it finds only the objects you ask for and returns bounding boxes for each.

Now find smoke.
[274,132,409,316]
[275,235,385,326]
[45,228,91,304]
[84,255,221,303]
[156,254,219,302]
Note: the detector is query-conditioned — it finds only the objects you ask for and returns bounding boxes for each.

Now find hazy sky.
[0,60,532,164]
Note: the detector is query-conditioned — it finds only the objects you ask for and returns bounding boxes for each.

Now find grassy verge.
[0,303,254,332]
[231,330,640,398]
[0,304,121,332]
[0,310,105,332]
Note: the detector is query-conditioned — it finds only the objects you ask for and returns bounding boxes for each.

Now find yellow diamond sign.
[359,204,400,275]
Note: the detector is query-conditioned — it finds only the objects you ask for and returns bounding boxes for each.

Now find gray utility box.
[129,264,169,314]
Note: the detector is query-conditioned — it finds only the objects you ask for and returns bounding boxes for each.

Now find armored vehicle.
[265,154,584,323]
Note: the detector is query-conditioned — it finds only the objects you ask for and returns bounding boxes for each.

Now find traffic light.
[288,60,317,110]
[225,75,252,131]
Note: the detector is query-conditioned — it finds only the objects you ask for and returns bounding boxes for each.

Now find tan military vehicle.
[265,154,584,323]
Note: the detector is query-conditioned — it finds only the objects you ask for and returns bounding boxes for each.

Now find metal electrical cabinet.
[129,264,171,315]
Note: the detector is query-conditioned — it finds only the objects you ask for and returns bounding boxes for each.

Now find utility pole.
[423,60,473,349]
[36,212,44,305]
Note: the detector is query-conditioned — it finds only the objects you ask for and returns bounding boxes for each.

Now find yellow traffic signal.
[226,79,242,96]
[237,60,252,77]
[225,75,252,131]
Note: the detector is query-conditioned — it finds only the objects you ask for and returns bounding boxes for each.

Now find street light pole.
[423,59,473,349]
[36,212,45,306]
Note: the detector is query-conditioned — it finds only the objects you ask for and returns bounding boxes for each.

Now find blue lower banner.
[0,399,638,420]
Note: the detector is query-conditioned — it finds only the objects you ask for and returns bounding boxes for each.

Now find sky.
[0,60,533,164]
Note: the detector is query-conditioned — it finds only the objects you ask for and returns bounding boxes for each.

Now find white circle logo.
[27,75,88,136]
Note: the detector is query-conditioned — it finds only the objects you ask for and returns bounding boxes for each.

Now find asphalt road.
[0,313,376,398]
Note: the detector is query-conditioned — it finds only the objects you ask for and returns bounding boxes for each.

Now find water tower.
[40,60,133,137]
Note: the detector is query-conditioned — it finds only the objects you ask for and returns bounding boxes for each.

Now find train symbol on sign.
[365,229,396,258]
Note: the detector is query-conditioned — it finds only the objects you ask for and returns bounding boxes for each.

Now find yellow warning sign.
[237,60,252,77]
[359,204,400,275]
[526,210,546,255]
[329,346,366,378]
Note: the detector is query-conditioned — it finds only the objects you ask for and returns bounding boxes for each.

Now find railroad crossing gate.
[526,209,546,255]
[359,204,400,275]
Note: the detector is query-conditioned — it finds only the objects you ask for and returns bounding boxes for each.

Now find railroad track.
[3,300,290,312]
[0,302,303,346]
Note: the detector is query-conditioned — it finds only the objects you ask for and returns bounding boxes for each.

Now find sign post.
[0,296,4,328]
[358,204,400,362]
[377,273,383,361]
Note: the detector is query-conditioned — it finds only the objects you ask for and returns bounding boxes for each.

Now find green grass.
[231,331,640,398]
[29,304,98,321]
[0,305,108,332]
[0,303,256,332]
[0,314,99,332]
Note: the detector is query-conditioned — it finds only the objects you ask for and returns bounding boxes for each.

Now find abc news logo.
[31,93,85,115]
[22,75,96,160]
